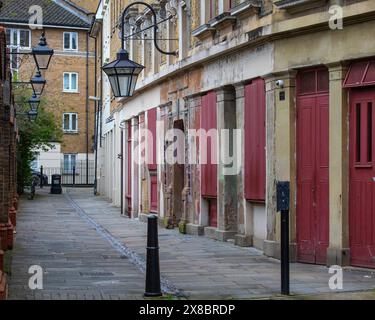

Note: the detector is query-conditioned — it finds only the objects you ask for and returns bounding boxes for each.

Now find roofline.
[61,0,93,15]
[0,21,90,30]
[54,0,93,24]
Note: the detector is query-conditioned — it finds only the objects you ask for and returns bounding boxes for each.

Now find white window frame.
[63,32,78,51]
[6,28,31,76]
[63,154,77,174]
[63,72,79,93]
[62,112,78,133]
[6,28,31,50]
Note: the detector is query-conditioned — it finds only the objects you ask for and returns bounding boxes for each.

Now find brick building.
[93,0,375,270]
[0,0,98,184]
[0,24,17,300]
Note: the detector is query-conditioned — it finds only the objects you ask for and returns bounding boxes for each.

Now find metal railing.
[40,160,95,186]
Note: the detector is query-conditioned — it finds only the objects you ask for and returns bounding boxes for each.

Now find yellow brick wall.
[16,28,96,155]
[68,0,101,13]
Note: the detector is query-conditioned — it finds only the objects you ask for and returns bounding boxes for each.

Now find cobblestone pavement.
[8,188,375,300]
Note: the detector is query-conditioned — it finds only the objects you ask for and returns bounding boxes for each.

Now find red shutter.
[126,121,132,215]
[201,91,217,197]
[244,78,266,201]
[147,108,157,170]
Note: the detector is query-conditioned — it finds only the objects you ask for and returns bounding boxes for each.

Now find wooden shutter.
[200,91,218,197]
[244,78,266,201]
[147,108,157,170]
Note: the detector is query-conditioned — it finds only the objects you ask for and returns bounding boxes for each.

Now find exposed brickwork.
[0,25,16,300]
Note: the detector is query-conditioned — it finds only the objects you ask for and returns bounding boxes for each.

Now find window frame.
[6,28,31,50]
[63,32,78,51]
[62,112,78,133]
[63,72,79,93]
[6,28,31,75]
[63,154,77,174]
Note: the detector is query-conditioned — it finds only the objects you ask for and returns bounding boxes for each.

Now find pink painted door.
[148,108,158,213]
[349,89,375,268]
[200,91,218,227]
[297,93,329,264]
[209,198,217,228]
[126,122,132,217]
[200,92,217,198]
[244,78,266,201]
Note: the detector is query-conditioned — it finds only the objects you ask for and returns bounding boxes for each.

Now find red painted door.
[297,91,329,264]
[349,89,375,268]
[126,122,132,217]
[244,78,266,201]
[148,108,158,213]
[200,91,218,227]
[209,198,217,228]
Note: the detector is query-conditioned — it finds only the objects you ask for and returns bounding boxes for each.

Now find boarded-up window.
[200,91,217,198]
[147,108,157,170]
[244,78,266,201]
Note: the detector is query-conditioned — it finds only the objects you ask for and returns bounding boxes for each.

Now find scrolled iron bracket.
[120,1,177,56]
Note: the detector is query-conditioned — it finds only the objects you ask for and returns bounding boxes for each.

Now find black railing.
[41,160,95,186]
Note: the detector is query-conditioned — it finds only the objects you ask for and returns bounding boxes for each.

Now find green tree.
[14,87,62,193]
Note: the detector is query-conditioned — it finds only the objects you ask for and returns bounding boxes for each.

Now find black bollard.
[72,166,76,186]
[144,215,162,297]
[281,209,290,295]
[40,165,44,188]
[276,181,290,295]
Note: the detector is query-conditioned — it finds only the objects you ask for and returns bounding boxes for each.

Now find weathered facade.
[0,25,17,300]
[93,0,375,269]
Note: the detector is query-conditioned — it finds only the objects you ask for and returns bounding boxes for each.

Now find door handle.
[372,177,375,182]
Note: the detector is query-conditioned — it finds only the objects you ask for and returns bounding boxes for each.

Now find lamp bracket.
[120,1,178,56]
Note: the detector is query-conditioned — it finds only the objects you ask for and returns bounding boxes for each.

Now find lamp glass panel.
[35,54,51,69]
[104,68,116,76]
[109,75,120,97]
[129,75,138,96]
[133,67,143,75]
[30,101,39,111]
[118,75,131,97]
[32,82,44,95]
[116,67,134,74]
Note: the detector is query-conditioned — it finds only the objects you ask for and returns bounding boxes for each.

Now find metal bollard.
[144,215,162,297]
[281,209,290,295]
[72,166,76,187]
[277,181,290,295]
[40,165,43,188]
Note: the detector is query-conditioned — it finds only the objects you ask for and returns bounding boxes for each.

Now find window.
[6,29,31,49]
[63,32,78,51]
[63,154,77,174]
[6,28,31,75]
[63,113,78,133]
[63,72,78,92]
[355,101,373,165]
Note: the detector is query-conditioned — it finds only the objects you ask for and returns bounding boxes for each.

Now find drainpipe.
[93,35,98,195]
[86,31,89,185]
[120,125,124,214]
[99,26,103,149]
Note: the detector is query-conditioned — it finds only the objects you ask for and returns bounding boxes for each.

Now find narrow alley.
[7,188,375,300]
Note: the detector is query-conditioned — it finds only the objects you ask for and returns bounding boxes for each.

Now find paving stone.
[7,187,375,300]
